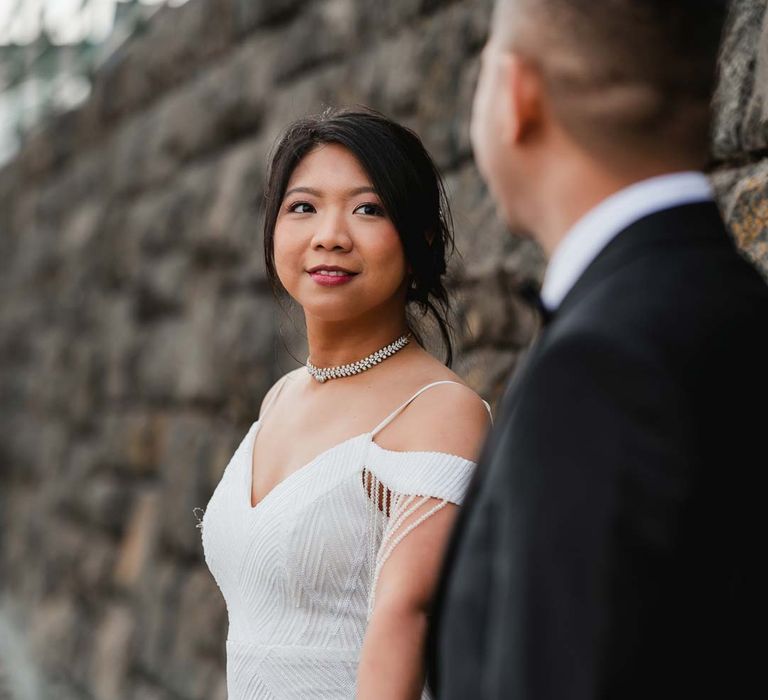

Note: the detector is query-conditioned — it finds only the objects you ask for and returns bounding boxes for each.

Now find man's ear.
[499,52,543,147]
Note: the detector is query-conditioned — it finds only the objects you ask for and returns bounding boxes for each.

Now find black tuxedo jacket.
[426,202,768,699]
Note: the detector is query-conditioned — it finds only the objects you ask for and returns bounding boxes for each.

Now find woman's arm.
[356,381,491,699]
[356,499,459,700]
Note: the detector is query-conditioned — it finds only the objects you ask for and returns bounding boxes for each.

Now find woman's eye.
[288,202,315,214]
[354,203,385,217]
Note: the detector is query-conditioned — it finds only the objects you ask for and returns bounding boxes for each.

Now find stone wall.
[0,1,765,698]
[712,0,768,266]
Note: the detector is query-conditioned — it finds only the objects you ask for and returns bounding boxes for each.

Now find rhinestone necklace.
[306,332,411,383]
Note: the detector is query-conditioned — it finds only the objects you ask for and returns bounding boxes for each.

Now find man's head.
[471,0,729,238]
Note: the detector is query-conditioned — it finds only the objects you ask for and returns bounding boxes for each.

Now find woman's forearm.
[356,605,429,699]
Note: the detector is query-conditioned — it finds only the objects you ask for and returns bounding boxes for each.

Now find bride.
[199,107,491,699]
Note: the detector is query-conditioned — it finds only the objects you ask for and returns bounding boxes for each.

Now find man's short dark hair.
[496,0,730,167]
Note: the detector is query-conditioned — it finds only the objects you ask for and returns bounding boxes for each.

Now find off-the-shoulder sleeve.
[366,442,476,505]
[362,442,478,618]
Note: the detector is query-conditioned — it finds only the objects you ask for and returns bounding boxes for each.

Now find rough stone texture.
[0,0,766,698]
[712,0,768,160]
[713,160,768,275]
[711,0,768,274]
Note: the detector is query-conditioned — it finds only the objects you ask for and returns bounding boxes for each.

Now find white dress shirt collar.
[540,171,714,311]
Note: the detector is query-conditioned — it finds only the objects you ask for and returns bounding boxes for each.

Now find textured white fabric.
[200,379,491,699]
[541,171,714,311]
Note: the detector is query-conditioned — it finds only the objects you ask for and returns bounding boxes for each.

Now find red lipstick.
[306,265,358,287]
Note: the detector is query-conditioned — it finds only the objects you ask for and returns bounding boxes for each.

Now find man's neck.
[533,159,700,259]
[538,170,714,311]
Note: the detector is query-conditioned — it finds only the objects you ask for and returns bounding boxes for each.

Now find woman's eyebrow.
[284,186,321,198]
[284,186,378,198]
[348,186,377,196]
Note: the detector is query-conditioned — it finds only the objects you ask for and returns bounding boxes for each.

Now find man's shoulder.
[537,232,768,399]
[558,201,767,323]
[563,230,768,340]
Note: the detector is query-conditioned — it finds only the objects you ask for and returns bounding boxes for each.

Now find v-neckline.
[246,420,372,511]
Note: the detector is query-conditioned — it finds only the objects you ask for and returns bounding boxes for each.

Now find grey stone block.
[712,0,768,160]
[273,0,357,82]
[232,0,306,35]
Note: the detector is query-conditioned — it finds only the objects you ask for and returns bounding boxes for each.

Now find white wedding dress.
[199,376,491,699]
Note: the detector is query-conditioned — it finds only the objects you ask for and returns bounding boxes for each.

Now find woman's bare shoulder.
[377,357,492,460]
[258,367,305,416]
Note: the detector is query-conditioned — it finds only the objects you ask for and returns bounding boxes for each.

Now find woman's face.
[273,143,408,323]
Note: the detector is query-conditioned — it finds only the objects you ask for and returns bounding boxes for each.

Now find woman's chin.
[301,300,367,324]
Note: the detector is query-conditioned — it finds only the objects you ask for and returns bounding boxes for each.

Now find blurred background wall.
[0,0,766,698]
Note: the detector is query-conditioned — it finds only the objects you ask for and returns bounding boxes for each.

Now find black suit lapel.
[556,201,725,319]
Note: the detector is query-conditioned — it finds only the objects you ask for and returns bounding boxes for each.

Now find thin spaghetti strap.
[481,399,494,426]
[371,380,465,437]
[258,372,293,421]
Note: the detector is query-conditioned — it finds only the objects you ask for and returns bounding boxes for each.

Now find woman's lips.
[308,270,358,286]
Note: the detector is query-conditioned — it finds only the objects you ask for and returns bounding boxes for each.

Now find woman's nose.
[311,211,352,251]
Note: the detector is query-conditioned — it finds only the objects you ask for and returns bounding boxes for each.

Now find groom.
[428,0,768,698]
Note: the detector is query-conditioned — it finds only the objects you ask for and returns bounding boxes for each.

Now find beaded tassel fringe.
[362,468,448,619]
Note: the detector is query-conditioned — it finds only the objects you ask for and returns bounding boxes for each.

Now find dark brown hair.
[263,107,457,365]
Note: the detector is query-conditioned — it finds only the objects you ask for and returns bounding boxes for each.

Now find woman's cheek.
[377,237,408,290]
[273,238,302,295]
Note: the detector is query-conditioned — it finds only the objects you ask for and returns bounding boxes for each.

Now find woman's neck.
[305,312,410,368]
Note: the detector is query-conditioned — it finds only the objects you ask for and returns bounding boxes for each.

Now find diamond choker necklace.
[306,333,411,383]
